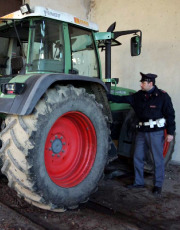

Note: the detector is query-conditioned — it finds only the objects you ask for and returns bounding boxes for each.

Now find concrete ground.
[0,161,180,230]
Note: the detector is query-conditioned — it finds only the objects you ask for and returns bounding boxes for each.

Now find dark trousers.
[133,130,165,187]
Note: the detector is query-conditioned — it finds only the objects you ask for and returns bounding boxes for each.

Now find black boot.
[152,186,162,195]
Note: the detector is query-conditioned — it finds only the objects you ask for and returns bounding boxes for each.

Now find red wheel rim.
[44,111,97,188]
[163,129,170,158]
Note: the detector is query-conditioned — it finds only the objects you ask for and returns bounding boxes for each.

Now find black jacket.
[108,86,175,135]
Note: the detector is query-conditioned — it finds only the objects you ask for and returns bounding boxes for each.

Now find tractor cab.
[0,5,100,81]
[0,4,142,93]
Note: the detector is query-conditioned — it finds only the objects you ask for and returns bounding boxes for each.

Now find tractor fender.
[0,73,108,115]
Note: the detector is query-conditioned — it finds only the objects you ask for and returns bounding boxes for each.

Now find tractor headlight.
[20,4,31,14]
[1,83,25,95]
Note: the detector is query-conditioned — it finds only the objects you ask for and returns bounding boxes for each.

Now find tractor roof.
[0,5,99,31]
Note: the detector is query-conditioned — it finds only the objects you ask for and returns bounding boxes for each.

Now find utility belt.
[137,118,166,129]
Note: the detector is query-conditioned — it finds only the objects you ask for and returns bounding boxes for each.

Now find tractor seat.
[11,56,25,74]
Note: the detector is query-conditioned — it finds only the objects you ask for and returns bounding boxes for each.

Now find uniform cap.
[140,72,157,82]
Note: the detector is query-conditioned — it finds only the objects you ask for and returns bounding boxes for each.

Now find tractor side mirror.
[131,35,141,56]
[111,78,119,85]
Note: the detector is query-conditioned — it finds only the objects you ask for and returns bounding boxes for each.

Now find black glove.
[107,93,112,101]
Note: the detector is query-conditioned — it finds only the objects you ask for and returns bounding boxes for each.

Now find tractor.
[0,4,174,211]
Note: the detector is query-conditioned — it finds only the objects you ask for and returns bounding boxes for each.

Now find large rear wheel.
[0,85,109,211]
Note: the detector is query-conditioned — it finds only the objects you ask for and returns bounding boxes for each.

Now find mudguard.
[0,73,108,115]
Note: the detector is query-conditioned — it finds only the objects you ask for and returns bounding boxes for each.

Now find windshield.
[0,19,29,75]
[27,19,64,73]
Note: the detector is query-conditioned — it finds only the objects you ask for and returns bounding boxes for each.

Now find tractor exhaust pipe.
[105,22,116,92]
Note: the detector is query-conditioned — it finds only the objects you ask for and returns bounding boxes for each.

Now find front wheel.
[144,130,175,171]
[118,110,175,172]
[0,85,110,211]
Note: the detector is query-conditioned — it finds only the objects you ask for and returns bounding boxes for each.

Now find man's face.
[140,81,153,91]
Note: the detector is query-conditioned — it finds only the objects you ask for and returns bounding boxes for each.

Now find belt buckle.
[149,119,154,128]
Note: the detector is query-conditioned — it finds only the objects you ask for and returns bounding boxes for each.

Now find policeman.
[107,72,175,195]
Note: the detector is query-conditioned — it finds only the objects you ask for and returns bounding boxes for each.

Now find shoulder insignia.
[160,89,167,93]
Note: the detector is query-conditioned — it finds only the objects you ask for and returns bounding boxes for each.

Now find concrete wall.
[92,0,180,162]
[25,0,92,19]
[24,0,180,162]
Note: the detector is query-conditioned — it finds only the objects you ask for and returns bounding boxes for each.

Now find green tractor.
[0,4,174,211]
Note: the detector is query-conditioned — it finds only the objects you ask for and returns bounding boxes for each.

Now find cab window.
[69,25,99,77]
[28,19,64,73]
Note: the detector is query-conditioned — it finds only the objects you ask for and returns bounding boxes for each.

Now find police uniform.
[108,72,175,194]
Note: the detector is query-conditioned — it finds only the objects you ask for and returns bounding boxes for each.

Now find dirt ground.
[92,162,180,230]
[0,161,180,230]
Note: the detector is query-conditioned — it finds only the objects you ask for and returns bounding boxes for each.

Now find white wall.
[25,0,92,19]
[92,0,180,162]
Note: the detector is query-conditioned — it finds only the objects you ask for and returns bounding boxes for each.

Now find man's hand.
[107,93,112,101]
[165,134,174,142]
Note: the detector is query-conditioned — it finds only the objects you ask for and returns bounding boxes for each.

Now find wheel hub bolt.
[51,138,63,154]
